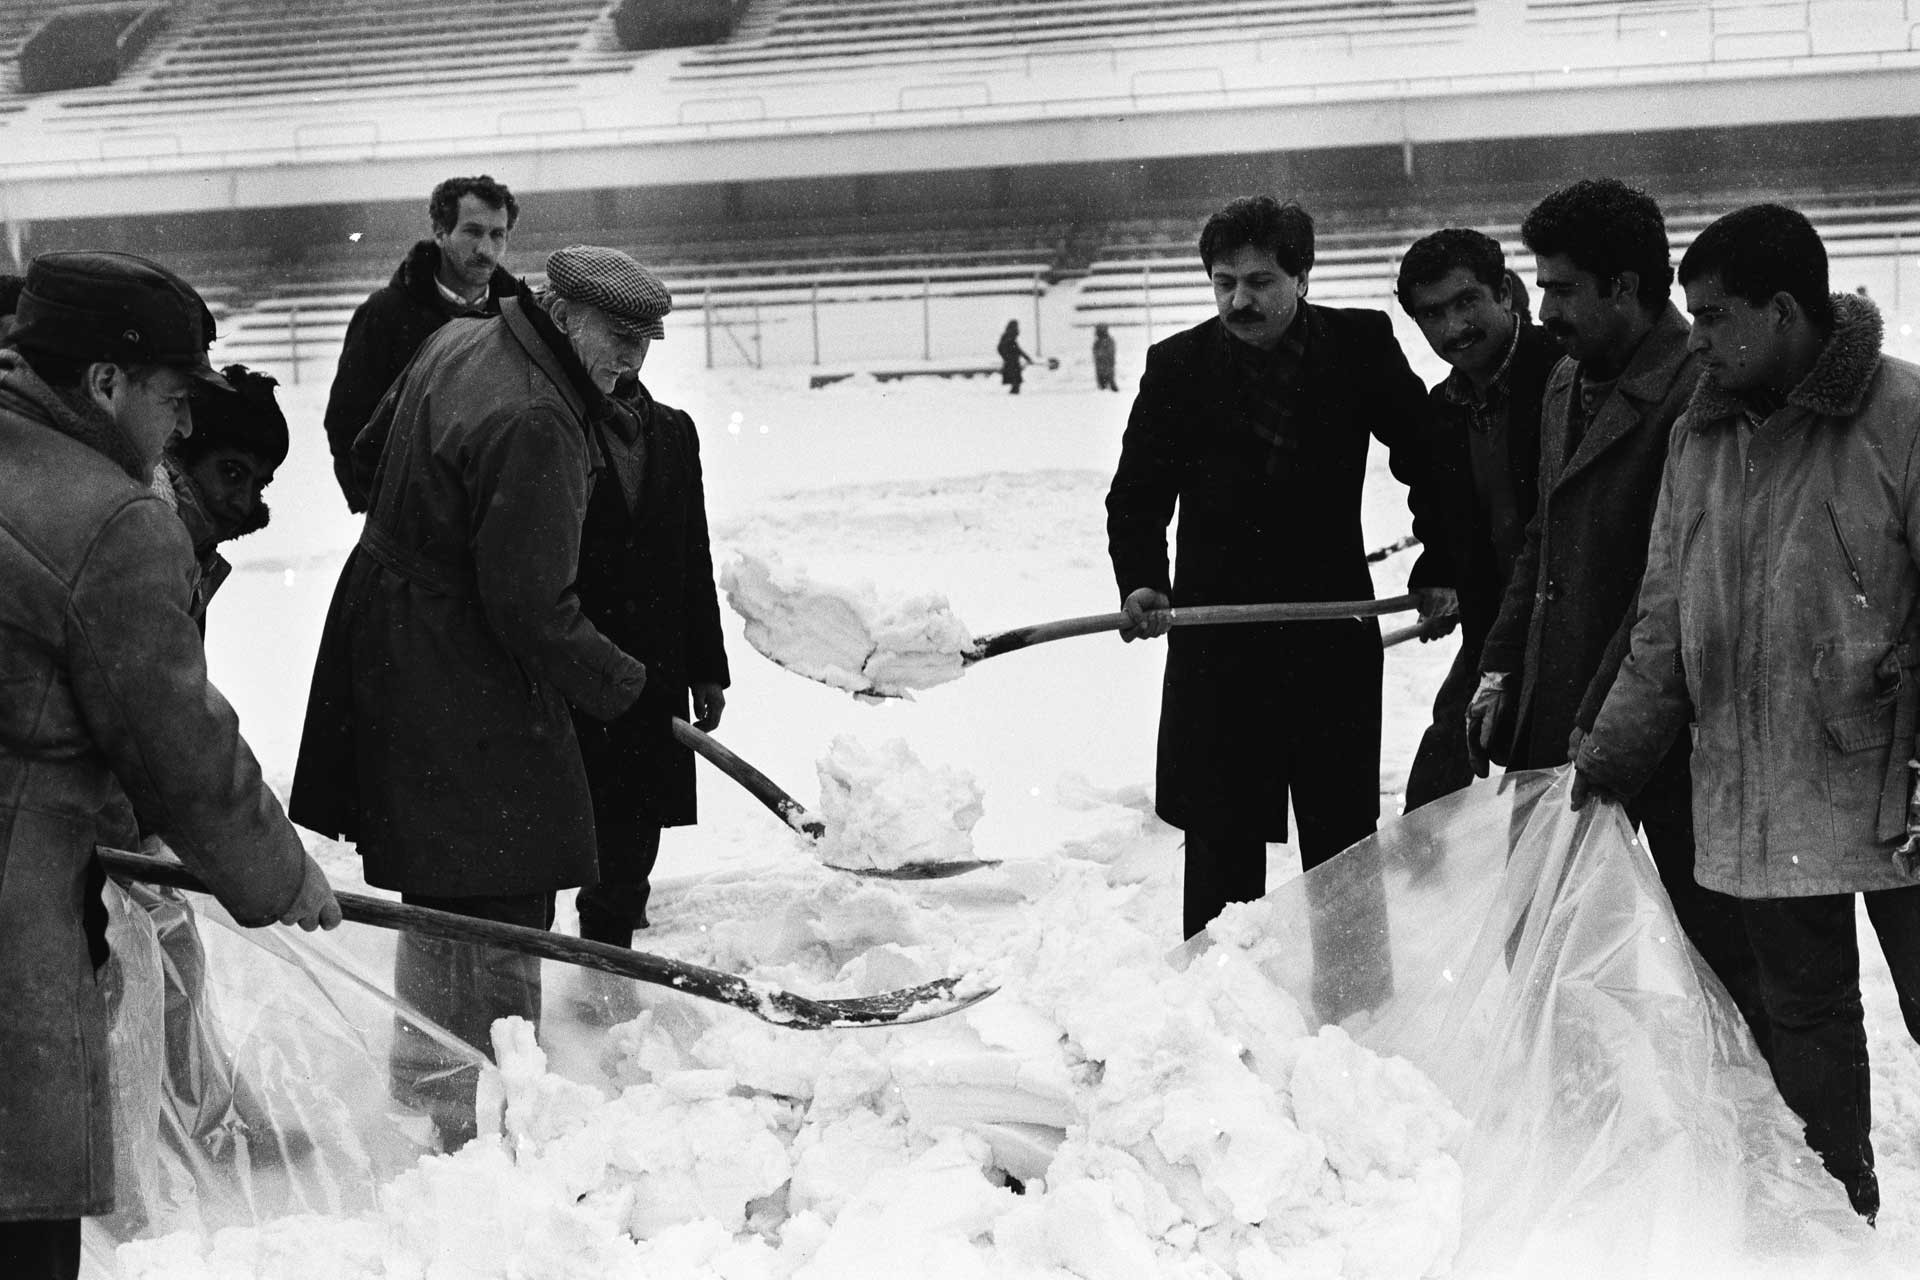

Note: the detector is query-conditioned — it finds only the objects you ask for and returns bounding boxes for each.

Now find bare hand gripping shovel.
[670,718,1000,879]
[97,848,992,1029]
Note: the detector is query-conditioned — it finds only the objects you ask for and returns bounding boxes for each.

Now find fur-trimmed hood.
[0,347,150,480]
[1688,291,1884,426]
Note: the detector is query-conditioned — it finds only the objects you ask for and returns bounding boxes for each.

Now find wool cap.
[11,251,227,387]
[185,364,290,467]
[544,245,670,339]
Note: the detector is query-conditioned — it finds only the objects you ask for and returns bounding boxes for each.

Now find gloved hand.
[1119,587,1173,642]
[280,853,342,932]
[1413,586,1460,641]
[692,681,727,732]
[1569,764,1620,812]
[1567,725,1586,760]
[1464,672,1512,777]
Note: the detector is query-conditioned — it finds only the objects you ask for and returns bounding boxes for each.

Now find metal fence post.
[922,274,932,361]
[810,281,820,365]
[1143,266,1153,345]
[288,307,299,384]
[704,288,714,370]
[1031,270,1042,358]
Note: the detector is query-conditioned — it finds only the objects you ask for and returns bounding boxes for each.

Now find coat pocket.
[1826,704,1894,753]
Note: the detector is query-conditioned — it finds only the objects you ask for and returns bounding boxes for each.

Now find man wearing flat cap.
[550,250,730,1007]
[291,245,660,1148]
[0,250,339,1277]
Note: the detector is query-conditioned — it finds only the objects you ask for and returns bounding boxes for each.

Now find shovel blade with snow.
[670,718,1000,879]
[97,848,993,1029]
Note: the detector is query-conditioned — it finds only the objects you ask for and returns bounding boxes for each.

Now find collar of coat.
[1688,291,1884,428]
[0,348,152,481]
[1548,302,1692,406]
[396,239,517,313]
[503,282,616,423]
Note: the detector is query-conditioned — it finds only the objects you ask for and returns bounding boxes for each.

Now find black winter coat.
[572,382,730,829]
[1106,307,1448,838]
[1424,321,1558,661]
[323,239,518,511]
[291,295,647,896]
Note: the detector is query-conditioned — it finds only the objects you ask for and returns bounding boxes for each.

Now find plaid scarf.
[1221,307,1311,477]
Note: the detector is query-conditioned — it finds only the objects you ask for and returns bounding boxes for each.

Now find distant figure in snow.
[291,245,655,1150]
[998,320,1034,394]
[1092,323,1118,391]
[324,174,519,513]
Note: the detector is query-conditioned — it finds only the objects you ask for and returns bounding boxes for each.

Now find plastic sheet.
[84,875,490,1271]
[1178,767,1890,1277]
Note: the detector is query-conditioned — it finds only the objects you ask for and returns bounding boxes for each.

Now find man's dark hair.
[1395,228,1506,312]
[429,175,519,234]
[1678,203,1834,333]
[178,364,289,468]
[0,273,24,318]
[13,347,169,392]
[1520,178,1673,309]
[1199,196,1315,276]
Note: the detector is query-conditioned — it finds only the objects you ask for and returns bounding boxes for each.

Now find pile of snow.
[719,552,973,698]
[813,735,986,872]
[117,870,1466,1280]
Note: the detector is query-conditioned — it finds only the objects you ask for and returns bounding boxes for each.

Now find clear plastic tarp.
[81,768,1888,1276]
[1177,767,1887,1277]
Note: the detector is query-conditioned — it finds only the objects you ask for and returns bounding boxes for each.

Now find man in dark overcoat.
[1396,229,1558,810]
[1466,178,1766,1047]
[571,356,730,950]
[324,174,519,512]
[291,245,657,1147]
[1106,195,1455,943]
[0,252,338,1278]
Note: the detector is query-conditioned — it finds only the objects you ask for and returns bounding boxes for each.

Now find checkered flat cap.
[545,245,671,339]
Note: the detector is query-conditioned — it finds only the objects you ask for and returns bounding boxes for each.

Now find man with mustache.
[1466,179,1766,1047]
[1396,229,1559,811]
[1574,203,1920,1223]
[1106,195,1455,949]
[325,174,518,512]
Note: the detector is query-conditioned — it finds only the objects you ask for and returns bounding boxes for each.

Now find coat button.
[623,600,638,615]
[1542,581,1560,603]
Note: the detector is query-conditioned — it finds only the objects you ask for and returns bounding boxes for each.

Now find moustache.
[1226,308,1265,325]
[1444,329,1486,353]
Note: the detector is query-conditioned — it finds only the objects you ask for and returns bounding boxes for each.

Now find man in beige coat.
[1576,204,1920,1223]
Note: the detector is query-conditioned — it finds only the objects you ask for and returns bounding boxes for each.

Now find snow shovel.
[670,717,1000,879]
[96,848,992,1029]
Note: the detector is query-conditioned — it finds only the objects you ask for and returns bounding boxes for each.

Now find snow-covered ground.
[100,334,1920,1277]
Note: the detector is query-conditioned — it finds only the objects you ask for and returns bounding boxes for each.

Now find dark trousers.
[1739,884,1920,1218]
[0,1220,80,1280]
[391,890,554,1149]
[1184,828,1391,1023]
[1634,807,1771,1060]
[1405,640,1479,812]
[576,819,662,946]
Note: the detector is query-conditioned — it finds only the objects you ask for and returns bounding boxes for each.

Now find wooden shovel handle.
[969,593,1419,661]
[670,717,826,838]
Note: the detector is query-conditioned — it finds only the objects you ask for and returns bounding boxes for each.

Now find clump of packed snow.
[720,551,973,698]
[813,735,986,871]
[117,869,1466,1280]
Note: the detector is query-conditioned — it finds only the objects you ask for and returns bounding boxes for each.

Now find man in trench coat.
[1467,178,1766,1048]
[291,246,659,1147]
[1105,195,1455,946]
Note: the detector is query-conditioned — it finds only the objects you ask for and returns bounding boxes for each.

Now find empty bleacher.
[675,0,1478,81]
[11,0,641,123]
